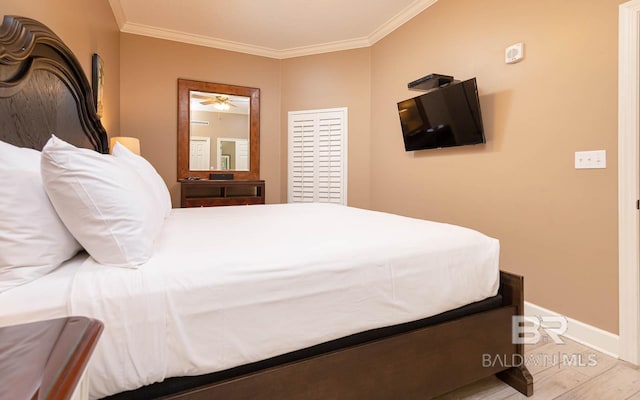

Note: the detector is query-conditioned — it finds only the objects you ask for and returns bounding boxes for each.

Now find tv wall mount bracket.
[408,73,456,91]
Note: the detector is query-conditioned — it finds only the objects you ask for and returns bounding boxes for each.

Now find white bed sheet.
[0,252,89,327]
[66,203,500,399]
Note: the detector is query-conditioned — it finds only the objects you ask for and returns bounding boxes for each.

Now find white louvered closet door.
[288,108,348,205]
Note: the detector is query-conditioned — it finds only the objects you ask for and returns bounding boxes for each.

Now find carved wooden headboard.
[0,15,108,152]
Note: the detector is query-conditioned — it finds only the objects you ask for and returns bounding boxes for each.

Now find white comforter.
[67,203,499,398]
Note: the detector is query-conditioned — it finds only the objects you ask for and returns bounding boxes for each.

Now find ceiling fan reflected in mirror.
[192,93,237,111]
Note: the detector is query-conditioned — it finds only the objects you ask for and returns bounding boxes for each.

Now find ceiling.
[108,0,438,59]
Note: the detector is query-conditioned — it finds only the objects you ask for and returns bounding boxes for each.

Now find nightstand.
[180,179,265,207]
[0,317,103,400]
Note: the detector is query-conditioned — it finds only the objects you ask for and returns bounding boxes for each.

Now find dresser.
[180,179,265,207]
[0,316,103,400]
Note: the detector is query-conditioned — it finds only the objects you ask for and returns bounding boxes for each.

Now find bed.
[0,15,533,400]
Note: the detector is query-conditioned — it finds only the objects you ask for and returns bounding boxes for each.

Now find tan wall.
[281,49,372,209]
[122,38,371,208]
[119,34,281,205]
[369,0,620,333]
[2,0,120,136]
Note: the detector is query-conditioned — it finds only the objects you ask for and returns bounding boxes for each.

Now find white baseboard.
[524,301,619,359]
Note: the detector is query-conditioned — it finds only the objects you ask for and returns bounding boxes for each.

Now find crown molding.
[277,37,371,59]
[111,0,439,59]
[368,0,439,44]
[120,22,372,59]
[120,22,280,58]
[108,0,126,30]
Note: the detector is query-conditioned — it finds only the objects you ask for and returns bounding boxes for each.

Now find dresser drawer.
[180,179,265,207]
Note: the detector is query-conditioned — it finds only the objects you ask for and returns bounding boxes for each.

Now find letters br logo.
[512,316,568,345]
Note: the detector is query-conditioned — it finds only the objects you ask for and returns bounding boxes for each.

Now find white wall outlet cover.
[505,42,524,64]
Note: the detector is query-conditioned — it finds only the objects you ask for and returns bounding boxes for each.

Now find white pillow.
[0,140,81,292]
[41,135,164,267]
[112,141,171,217]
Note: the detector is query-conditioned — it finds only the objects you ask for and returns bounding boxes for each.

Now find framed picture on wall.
[92,53,104,118]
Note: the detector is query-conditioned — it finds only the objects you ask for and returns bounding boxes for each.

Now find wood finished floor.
[435,338,640,399]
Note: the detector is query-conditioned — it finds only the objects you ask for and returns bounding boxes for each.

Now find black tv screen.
[397,78,485,151]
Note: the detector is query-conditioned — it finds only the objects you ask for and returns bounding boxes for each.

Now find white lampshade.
[110,137,140,155]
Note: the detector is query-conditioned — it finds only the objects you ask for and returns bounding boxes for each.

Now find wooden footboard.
[161,271,533,400]
[497,271,534,396]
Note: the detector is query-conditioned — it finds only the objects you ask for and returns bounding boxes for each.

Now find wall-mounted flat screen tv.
[397,78,485,151]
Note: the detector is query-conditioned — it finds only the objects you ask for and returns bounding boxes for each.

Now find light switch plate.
[575,150,606,169]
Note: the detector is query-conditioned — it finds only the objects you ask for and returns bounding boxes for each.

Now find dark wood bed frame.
[0,15,533,399]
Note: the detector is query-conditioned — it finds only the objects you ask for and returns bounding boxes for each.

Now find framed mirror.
[178,79,260,180]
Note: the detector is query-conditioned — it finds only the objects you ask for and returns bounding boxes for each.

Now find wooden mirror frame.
[178,79,260,180]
